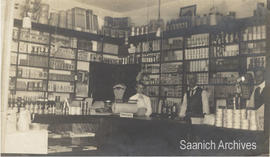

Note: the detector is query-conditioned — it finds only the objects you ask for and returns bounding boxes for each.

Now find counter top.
[32,114,268,156]
[33,114,263,133]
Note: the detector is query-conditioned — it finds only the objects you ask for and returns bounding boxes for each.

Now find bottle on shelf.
[34,101,39,114]
[30,100,34,114]
[25,98,30,111]
[171,103,177,120]
[43,99,49,114]
[38,101,43,114]
[161,91,168,118]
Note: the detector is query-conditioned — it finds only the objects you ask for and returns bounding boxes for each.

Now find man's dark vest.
[186,87,204,117]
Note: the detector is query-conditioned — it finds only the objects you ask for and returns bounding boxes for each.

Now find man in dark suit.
[247,68,268,109]
[178,74,210,122]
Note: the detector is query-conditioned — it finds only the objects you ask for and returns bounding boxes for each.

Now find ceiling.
[74,0,179,13]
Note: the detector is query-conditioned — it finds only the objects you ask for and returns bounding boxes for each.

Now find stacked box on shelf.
[10,53,17,65]
[142,75,159,85]
[85,10,94,33]
[103,43,119,55]
[67,9,73,30]
[48,93,70,101]
[211,32,239,45]
[77,61,89,72]
[78,40,102,52]
[92,15,99,34]
[240,41,266,54]
[77,50,90,61]
[135,43,142,53]
[104,16,131,29]
[102,55,120,64]
[51,35,77,48]
[185,48,209,59]
[210,72,239,85]
[162,50,183,61]
[18,67,48,80]
[131,25,149,36]
[187,60,209,72]
[49,58,75,70]
[72,7,86,31]
[166,17,190,31]
[186,33,209,48]
[59,11,67,28]
[210,58,238,72]
[76,70,89,97]
[50,47,76,59]
[12,27,19,39]
[13,91,46,100]
[19,42,49,56]
[38,3,50,25]
[247,56,265,70]
[120,54,140,65]
[68,8,99,33]
[186,73,209,85]
[49,70,74,82]
[20,29,50,44]
[93,41,103,52]
[90,53,103,62]
[241,25,266,41]
[141,64,160,73]
[9,77,16,90]
[78,39,93,51]
[161,73,182,85]
[11,41,18,52]
[9,66,17,77]
[19,54,49,68]
[142,53,160,63]
[48,81,74,93]
[161,62,183,73]
[76,82,89,97]
[16,79,47,91]
[211,44,239,57]
[142,40,160,52]
[163,37,184,50]
[49,12,59,27]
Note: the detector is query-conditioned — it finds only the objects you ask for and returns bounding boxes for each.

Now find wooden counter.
[32,114,268,156]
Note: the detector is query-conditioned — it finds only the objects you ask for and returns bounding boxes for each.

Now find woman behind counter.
[129,82,152,117]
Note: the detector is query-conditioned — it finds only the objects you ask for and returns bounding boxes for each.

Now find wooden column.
[1,0,15,153]
[265,0,270,154]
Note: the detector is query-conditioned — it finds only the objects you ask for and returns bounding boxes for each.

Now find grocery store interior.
[1,0,269,156]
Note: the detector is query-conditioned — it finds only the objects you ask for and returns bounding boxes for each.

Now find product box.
[49,12,59,27]
[72,7,87,31]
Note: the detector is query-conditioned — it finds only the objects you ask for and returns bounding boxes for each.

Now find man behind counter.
[129,82,152,117]
[178,73,210,121]
[247,68,268,109]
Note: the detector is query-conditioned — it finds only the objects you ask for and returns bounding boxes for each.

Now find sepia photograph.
[1,0,270,156]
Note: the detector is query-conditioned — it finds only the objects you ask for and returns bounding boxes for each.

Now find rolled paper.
[112,103,138,114]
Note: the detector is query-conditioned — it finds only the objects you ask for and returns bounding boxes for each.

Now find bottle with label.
[44,99,48,114]
[30,101,34,114]
[34,102,39,114]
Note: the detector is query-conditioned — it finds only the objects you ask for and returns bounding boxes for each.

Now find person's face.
[254,70,264,84]
[187,75,197,88]
[136,84,144,94]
